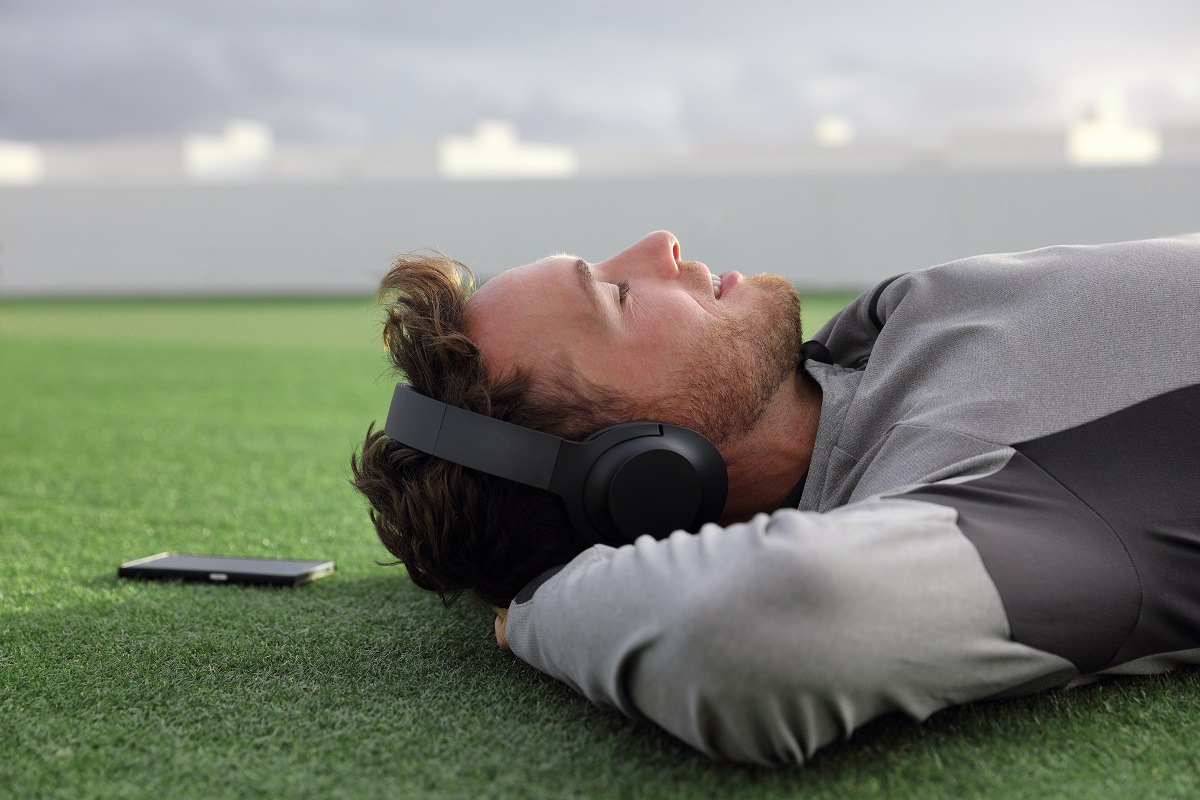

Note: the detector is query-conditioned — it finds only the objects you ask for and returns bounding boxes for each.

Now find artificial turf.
[2,295,1198,799]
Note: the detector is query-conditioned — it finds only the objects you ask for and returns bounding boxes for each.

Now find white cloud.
[0,141,44,184]
[184,120,274,180]
[437,120,577,179]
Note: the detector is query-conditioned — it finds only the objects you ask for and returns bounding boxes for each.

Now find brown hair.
[350,252,637,608]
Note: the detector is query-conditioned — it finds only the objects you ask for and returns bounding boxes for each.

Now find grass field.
[3,294,1199,799]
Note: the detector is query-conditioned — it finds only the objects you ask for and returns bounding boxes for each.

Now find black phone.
[118,553,336,587]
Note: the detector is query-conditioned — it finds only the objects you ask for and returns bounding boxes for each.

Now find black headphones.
[383,383,728,547]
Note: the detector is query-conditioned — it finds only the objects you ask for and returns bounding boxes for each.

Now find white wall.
[2,164,1198,295]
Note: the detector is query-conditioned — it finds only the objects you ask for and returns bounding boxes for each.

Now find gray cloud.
[2,0,1198,144]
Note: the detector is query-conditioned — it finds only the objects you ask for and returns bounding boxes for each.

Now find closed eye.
[617,280,630,304]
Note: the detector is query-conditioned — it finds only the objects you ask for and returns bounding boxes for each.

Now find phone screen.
[119,553,336,586]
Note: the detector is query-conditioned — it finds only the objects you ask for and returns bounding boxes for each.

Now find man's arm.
[503,497,1076,765]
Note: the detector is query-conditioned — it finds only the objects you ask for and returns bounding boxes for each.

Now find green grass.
[3,295,1198,799]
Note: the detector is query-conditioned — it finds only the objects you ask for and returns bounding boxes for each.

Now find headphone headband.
[385,384,562,489]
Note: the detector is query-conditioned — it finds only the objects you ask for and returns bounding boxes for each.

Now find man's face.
[465,231,803,446]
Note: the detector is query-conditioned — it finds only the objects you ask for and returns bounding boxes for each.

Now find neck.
[716,369,823,525]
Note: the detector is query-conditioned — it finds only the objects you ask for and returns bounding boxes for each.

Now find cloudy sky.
[3,0,1199,146]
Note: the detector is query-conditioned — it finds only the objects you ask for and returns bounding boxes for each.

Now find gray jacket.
[505,234,1200,765]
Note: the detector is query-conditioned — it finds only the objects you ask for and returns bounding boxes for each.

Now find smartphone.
[118,553,336,587]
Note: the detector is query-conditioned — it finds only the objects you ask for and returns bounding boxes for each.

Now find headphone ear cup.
[581,424,728,543]
[600,444,704,539]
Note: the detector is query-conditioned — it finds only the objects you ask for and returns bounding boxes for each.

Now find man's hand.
[493,606,510,651]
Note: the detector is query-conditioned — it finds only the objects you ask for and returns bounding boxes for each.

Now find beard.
[659,274,804,447]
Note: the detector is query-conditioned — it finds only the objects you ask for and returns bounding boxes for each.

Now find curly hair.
[350,252,641,608]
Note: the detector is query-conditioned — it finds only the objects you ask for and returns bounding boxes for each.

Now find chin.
[748,272,798,293]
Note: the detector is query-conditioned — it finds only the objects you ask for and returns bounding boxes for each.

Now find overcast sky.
[3,0,1199,146]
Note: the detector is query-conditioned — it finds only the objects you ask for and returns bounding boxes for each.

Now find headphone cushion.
[580,423,728,542]
[606,447,704,538]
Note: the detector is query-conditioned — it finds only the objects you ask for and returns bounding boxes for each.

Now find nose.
[614,230,681,277]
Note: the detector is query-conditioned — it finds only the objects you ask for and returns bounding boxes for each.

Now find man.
[352,231,1200,766]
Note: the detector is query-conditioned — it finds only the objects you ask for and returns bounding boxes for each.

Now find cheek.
[624,299,691,350]
[623,306,713,381]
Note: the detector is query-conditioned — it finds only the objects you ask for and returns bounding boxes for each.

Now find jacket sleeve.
[503,497,1076,765]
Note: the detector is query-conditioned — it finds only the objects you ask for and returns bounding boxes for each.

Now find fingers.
[494,612,511,651]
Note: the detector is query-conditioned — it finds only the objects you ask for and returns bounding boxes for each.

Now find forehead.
[464,254,596,372]
[468,255,576,314]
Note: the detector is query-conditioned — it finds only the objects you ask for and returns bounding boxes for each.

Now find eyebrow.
[573,258,604,313]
